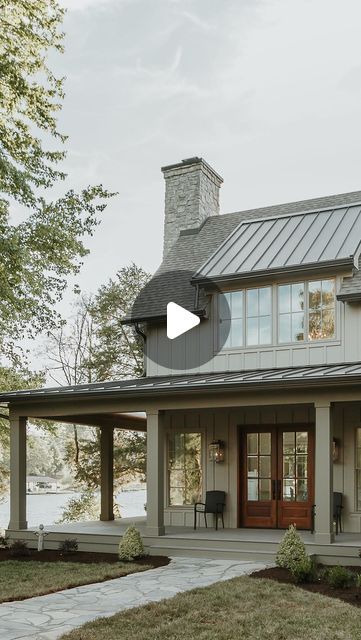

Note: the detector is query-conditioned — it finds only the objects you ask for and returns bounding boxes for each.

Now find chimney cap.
[161,156,223,183]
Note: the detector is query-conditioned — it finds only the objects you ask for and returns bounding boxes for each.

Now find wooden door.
[240,426,314,530]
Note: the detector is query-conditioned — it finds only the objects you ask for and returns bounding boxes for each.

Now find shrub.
[355,573,361,588]
[58,538,78,554]
[290,557,318,584]
[276,524,308,573]
[0,534,9,549]
[325,565,354,589]
[119,526,145,561]
[9,540,30,557]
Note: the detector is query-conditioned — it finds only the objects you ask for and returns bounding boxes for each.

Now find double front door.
[240,427,314,529]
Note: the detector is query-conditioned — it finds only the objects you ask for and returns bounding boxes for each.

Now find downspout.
[134,322,147,377]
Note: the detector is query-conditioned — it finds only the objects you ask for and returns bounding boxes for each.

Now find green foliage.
[56,491,99,524]
[0,1,114,355]
[276,524,309,573]
[9,540,30,557]
[0,534,9,549]
[58,538,78,554]
[89,264,151,379]
[324,566,354,589]
[290,557,318,584]
[118,526,145,561]
[355,573,361,588]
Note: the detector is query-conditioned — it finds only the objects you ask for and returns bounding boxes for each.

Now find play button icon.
[167,302,200,340]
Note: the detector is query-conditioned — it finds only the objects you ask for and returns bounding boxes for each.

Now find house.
[3,156,361,562]
[26,475,58,493]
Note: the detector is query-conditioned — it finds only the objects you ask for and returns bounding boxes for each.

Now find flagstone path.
[0,556,266,640]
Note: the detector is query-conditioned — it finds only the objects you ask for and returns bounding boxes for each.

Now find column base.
[8,521,28,530]
[145,525,165,536]
[314,532,335,544]
[100,514,114,522]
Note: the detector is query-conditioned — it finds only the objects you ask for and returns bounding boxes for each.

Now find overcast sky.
[56,0,361,296]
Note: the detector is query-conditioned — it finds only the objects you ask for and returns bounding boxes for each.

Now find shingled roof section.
[126,190,361,323]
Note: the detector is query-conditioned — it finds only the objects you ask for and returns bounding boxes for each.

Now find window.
[168,432,202,506]
[246,287,272,346]
[219,291,243,349]
[278,278,335,343]
[308,279,335,340]
[278,282,305,343]
[356,429,361,511]
[218,286,272,348]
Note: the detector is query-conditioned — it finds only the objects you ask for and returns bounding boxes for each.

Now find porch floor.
[24,517,361,547]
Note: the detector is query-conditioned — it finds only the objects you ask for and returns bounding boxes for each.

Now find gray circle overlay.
[130,269,230,371]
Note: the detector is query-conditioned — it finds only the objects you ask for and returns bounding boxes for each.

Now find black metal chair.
[333,492,343,534]
[194,491,226,530]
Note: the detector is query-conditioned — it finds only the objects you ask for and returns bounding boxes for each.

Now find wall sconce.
[332,438,340,462]
[209,440,225,463]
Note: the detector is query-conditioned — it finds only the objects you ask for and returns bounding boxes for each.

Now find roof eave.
[193,258,354,287]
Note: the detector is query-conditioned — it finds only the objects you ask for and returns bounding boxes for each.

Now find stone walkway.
[0,556,266,640]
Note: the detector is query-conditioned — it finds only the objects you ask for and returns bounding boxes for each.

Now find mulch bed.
[251,566,361,608]
[0,548,169,567]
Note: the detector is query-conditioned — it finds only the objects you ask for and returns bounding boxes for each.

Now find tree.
[44,265,150,521]
[88,264,150,380]
[0,1,114,357]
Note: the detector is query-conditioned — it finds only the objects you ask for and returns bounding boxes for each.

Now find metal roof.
[194,204,361,282]
[2,363,361,403]
[124,190,361,323]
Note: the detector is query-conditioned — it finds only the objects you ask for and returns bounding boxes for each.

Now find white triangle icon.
[167,302,200,340]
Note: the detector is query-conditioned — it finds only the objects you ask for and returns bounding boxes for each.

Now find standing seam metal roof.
[194,204,361,280]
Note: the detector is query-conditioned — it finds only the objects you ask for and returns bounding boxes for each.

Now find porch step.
[147,544,277,563]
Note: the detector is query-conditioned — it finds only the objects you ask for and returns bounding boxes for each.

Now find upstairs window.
[218,287,272,348]
[278,278,335,343]
[246,287,272,346]
[308,279,335,340]
[278,283,305,343]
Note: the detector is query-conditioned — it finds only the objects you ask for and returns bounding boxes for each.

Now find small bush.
[58,538,78,554]
[325,565,354,589]
[0,534,9,549]
[276,524,308,573]
[355,573,361,588]
[119,526,145,561]
[290,557,318,584]
[9,540,30,557]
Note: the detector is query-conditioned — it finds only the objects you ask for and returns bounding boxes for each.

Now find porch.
[8,517,361,566]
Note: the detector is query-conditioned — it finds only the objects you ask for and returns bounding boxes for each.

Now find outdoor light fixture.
[332,438,340,462]
[209,440,225,463]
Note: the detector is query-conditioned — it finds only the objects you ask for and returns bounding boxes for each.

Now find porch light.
[209,440,225,463]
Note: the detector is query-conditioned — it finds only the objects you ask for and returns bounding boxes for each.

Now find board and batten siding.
[163,405,315,529]
[146,274,361,376]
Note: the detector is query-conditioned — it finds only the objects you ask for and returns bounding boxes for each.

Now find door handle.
[272,479,276,500]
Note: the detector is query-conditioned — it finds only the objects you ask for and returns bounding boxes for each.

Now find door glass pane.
[283,479,296,501]
[259,456,271,477]
[259,479,271,500]
[247,433,258,454]
[259,433,271,455]
[296,432,308,453]
[283,455,295,478]
[296,455,307,478]
[296,479,308,502]
[248,478,258,500]
[247,456,258,476]
[283,432,295,454]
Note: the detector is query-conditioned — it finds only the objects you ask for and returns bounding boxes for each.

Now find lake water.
[0,489,147,530]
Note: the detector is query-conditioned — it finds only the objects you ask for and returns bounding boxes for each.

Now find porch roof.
[2,362,361,404]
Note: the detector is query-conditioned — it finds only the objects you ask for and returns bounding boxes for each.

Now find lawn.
[0,559,152,603]
[60,574,361,640]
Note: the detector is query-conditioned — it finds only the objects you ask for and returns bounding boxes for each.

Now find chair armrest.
[194,502,206,508]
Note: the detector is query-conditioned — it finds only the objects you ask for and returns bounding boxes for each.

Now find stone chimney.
[161,157,223,258]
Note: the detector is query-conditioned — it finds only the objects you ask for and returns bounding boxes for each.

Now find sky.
[53,0,361,297]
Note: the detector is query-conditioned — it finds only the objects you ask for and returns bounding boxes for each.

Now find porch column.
[314,402,334,544]
[146,410,165,536]
[100,426,114,521]
[8,415,27,530]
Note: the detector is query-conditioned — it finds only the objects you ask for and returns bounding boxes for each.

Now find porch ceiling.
[44,412,147,431]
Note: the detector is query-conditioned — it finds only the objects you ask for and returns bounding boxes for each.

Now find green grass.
[61,575,361,640]
[0,560,151,603]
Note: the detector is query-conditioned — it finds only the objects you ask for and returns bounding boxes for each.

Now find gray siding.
[146,274,361,376]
